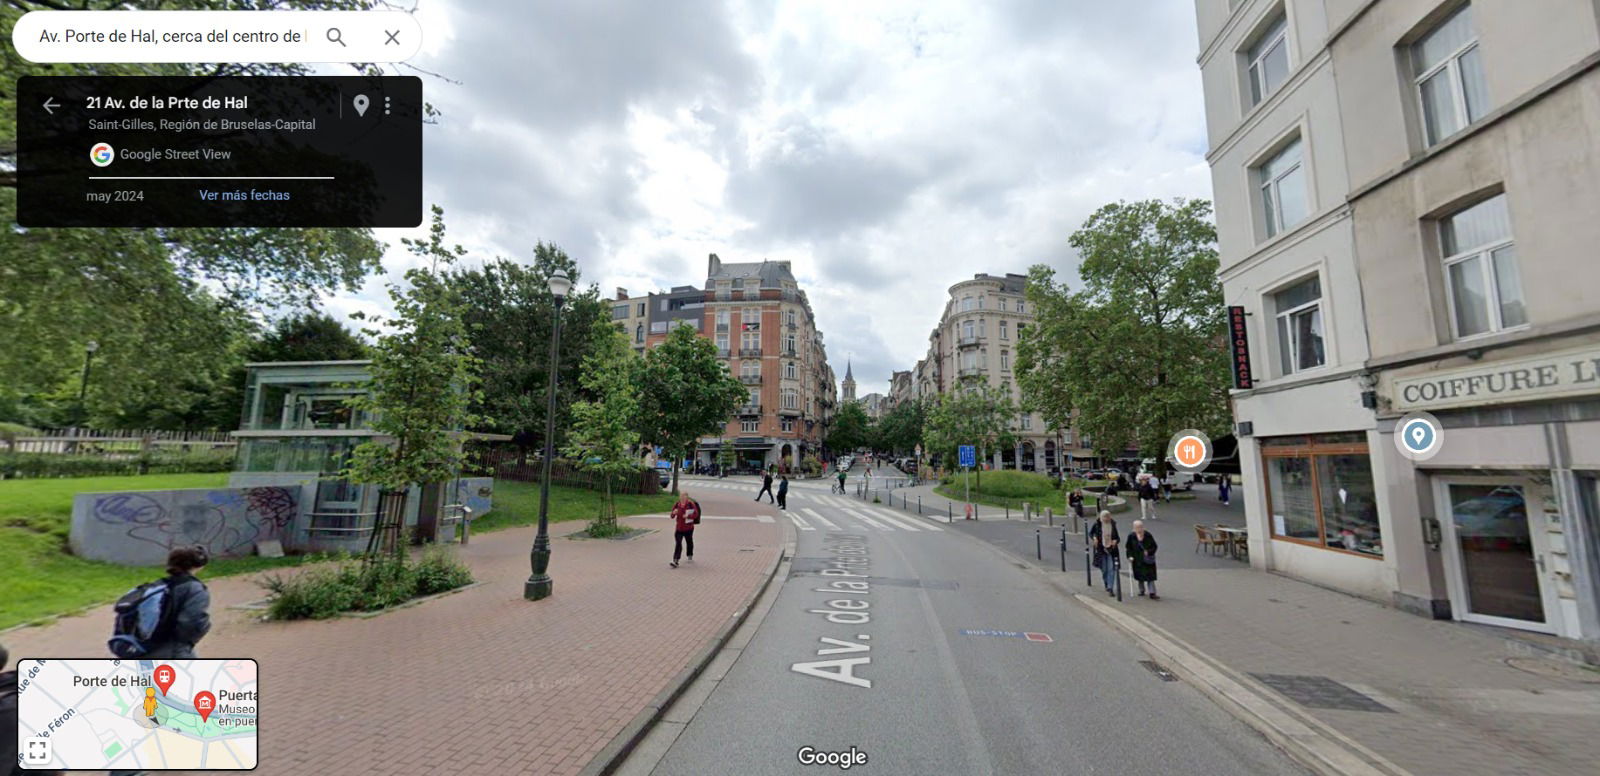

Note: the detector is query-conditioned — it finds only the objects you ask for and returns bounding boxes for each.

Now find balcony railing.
[957,335,982,348]
[778,406,801,417]
[739,347,763,357]
[737,404,762,415]
[739,374,762,385]
[716,348,730,358]
[786,321,797,330]
[715,323,729,332]
[958,366,985,378]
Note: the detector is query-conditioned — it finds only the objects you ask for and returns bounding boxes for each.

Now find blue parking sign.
[959,445,976,468]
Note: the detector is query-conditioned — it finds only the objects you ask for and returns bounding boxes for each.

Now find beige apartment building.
[1196,0,1600,642]
[913,273,1093,473]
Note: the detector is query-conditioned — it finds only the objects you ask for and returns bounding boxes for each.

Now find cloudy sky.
[331,0,1213,396]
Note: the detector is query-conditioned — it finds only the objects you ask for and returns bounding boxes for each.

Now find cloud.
[328,0,1212,397]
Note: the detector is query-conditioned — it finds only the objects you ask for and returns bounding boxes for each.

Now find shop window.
[1263,433,1382,557]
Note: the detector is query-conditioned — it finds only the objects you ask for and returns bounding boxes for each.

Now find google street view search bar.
[12,10,421,63]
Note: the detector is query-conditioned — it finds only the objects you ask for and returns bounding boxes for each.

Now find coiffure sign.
[1387,345,1600,412]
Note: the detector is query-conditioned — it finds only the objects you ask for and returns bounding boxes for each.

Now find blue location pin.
[1403,419,1435,453]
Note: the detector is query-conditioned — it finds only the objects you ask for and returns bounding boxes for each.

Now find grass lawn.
[0,473,673,631]
[471,480,677,534]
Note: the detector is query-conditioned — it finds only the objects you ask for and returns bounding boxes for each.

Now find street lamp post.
[77,340,99,425]
[525,272,572,601]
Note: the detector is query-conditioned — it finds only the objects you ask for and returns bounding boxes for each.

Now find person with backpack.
[776,475,789,510]
[109,546,211,660]
[670,492,700,568]
[755,470,775,503]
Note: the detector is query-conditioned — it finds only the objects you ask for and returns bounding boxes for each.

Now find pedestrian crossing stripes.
[799,508,840,530]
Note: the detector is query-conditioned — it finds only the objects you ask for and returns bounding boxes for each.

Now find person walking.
[777,475,789,510]
[1138,474,1158,521]
[835,468,847,494]
[1218,475,1232,506]
[1068,489,1086,528]
[1089,511,1120,596]
[1159,474,1172,504]
[1126,519,1159,599]
[142,546,212,659]
[669,492,700,568]
[755,470,775,503]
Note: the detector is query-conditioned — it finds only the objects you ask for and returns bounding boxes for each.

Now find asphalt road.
[649,467,1304,776]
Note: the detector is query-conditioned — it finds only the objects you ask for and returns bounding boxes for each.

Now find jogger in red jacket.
[670,492,700,568]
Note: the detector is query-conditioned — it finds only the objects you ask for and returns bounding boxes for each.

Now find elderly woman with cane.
[1126,519,1159,600]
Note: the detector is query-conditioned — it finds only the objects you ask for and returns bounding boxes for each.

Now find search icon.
[326,27,345,47]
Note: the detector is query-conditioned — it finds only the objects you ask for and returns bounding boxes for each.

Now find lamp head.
[547,272,572,306]
[85,340,99,354]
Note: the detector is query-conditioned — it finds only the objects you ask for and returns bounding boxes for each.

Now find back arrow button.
[43,97,59,115]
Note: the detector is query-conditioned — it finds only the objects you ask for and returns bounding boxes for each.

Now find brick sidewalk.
[4,487,781,776]
[961,491,1600,775]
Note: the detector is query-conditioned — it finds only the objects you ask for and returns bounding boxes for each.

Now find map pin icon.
[1411,426,1426,445]
[194,691,216,724]
[353,94,369,117]
[154,664,175,697]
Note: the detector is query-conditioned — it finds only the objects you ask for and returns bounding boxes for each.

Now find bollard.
[1036,528,1041,560]
[1114,553,1123,601]
[1060,528,1067,572]
[1046,507,1053,527]
[1006,504,1010,520]
[918,496,922,514]
[1084,528,1091,587]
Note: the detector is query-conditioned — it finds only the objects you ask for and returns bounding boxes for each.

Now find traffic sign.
[959,445,975,468]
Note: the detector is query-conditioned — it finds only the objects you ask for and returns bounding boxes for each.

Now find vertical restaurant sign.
[1228,305,1253,390]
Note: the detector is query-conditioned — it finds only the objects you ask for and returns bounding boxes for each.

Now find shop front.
[1375,342,1600,642]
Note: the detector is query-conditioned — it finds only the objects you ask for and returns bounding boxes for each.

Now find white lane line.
[822,495,855,509]
[788,512,815,531]
[841,508,894,532]
[867,506,939,532]
[800,508,840,530]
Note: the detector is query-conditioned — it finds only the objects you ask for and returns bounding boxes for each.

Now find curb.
[933,518,1411,776]
[578,523,788,776]
[1071,592,1412,776]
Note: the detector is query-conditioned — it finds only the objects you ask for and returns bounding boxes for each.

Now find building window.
[742,331,760,350]
[717,309,729,328]
[742,307,760,327]
[785,334,797,355]
[998,299,1006,311]
[785,361,798,379]
[637,302,645,316]
[1258,137,1307,238]
[1412,4,1487,147]
[961,296,974,312]
[787,310,797,326]
[1262,434,1382,557]
[1000,320,1008,340]
[611,304,628,320]
[1246,13,1289,106]
[635,324,644,343]
[747,389,759,406]
[741,360,760,378]
[741,419,759,433]
[715,334,729,353]
[1000,349,1010,371]
[963,320,976,339]
[781,417,795,432]
[782,390,798,409]
[1016,301,1024,314]
[1272,275,1324,374]
[1021,414,1032,431]
[1441,194,1523,338]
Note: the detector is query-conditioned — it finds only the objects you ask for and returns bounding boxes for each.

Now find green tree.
[922,384,1017,488]
[1018,198,1230,476]
[716,438,738,474]
[826,401,871,454]
[199,311,371,430]
[561,328,642,536]
[634,325,747,494]
[345,206,481,556]
[874,399,925,456]
[442,249,607,448]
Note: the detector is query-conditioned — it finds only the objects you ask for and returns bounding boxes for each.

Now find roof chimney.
[708,253,721,276]
[615,287,628,300]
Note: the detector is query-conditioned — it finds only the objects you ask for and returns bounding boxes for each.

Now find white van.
[1139,458,1195,490]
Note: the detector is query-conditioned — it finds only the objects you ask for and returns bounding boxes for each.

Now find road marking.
[865,506,933,532]
[841,508,894,532]
[801,508,840,530]
[788,512,815,531]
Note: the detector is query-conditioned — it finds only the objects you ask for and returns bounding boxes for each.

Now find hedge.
[0,451,236,479]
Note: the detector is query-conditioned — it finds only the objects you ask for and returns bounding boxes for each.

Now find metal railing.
[739,375,763,384]
[739,347,763,357]
[736,404,762,415]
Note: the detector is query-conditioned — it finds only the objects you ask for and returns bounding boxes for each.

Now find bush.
[260,548,474,620]
[0,450,236,479]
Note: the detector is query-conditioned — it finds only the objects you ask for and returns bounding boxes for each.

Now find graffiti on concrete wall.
[76,486,301,566]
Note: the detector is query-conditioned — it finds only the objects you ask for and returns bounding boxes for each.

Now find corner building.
[1196,0,1600,642]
